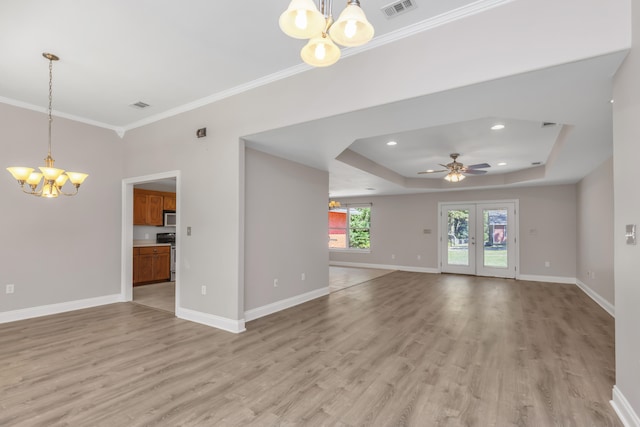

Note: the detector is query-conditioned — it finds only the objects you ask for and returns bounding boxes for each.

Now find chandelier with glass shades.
[279,0,374,67]
[7,53,88,198]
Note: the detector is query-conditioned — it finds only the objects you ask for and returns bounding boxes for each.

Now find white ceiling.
[0,0,627,197]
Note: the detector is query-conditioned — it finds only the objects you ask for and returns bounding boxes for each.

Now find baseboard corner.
[612,385,640,427]
[176,307,246,334]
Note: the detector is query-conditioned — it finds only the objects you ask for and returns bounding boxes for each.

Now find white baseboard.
[244,287,330,322]
[330,261,439,274]
[612,385,640,427]
[517,274,576,284]
[0,294,124,324]
[176,307,246,334]
[576,279,615,317]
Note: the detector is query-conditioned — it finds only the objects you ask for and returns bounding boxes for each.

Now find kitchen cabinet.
[133,190,163,225]
[133,189,176,226]
[133,246,171,285]
[163,194,176,211]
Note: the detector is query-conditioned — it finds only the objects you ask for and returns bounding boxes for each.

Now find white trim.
[611,385,640,427]
[122,171,181,311]
[517,274,576,284]
[330,261,439,274]
[244,287,330,322]
[0,96,124,134]
[575,279,615,317]
[176,307,246,334]
[0,294,124,324]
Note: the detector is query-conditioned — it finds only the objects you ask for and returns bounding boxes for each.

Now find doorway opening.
[122,171,180,314]
[439,201,518,278]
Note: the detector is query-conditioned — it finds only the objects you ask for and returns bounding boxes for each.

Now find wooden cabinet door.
[147,195,163,225]
[133,193,148,225]
[163,195,176,211]
[154,252,171,281]
[137,253,154,283]
[133,248,140,284]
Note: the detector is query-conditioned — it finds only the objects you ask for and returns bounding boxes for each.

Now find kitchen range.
[156,232,176,281]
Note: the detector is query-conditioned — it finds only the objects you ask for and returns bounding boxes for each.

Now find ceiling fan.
[418,153,490,182]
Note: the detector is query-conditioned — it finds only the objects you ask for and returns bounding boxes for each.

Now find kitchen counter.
[133,240,171,248]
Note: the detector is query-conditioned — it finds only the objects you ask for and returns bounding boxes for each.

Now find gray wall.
[613,1,640,417]
[330,184,577,279]
[244,148,328,311]
[117,0,626,326]
[576,158,614,306]
[0,103,123,312]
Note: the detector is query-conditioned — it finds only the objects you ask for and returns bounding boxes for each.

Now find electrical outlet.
[545,261,551,268]
[391,254,396,260]
[144,233,149,239]
[6,284,15,294]
[274,279,279,287]
[301,273,306,281]
[187,226,192,236]
[201,285,207,295]
[417,255,421,260]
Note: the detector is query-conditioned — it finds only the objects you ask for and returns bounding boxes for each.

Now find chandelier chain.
[48,57,53,157]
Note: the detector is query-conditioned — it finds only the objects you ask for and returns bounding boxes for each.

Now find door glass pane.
[483,208,508,268]
[447,209,469,265]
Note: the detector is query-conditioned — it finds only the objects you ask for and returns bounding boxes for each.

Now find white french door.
[440,201,518,278]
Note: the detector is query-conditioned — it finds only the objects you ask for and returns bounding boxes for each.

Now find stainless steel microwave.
[163,211,176,227]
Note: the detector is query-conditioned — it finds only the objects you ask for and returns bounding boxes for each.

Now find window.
[328,204,371,250]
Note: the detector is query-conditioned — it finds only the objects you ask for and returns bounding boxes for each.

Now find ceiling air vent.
[381,0,417,19]
[541,122,557,127]
[130,101,150,109]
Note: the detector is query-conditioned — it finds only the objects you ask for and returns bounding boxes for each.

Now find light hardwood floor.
[0,272,620,426]
[133,281,175,313]
[329,266,394,292]
[131,267,393,314]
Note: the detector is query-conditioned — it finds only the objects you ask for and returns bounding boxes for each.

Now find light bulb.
[344,20,357,39]
[295,9,307,29]
[315,43,326,60]
[301,35,341,67]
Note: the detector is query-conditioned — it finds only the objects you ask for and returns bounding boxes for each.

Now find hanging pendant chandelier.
[7,53,88,198]
[279,0,374,67]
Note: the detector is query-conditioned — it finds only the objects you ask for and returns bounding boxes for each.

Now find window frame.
[329,203,371,253]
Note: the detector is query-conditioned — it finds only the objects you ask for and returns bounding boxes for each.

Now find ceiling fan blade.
[417,169,448,174]
[438,164,450,168]
[463,169,488,175]
[466,163,491,169]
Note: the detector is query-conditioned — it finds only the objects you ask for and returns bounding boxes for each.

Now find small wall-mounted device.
[626,224,636,245]
[196,127,207,138]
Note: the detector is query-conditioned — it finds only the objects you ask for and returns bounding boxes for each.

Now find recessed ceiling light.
[497,162,507,166]
[491,124,505,130]
[386,141,397,146]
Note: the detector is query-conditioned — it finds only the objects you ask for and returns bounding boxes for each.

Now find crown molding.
[3,0,515,136]
[122,0,514,132]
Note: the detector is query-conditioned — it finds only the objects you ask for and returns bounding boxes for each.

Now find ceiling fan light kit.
[418,153,490,183]
[279,0,374,67]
